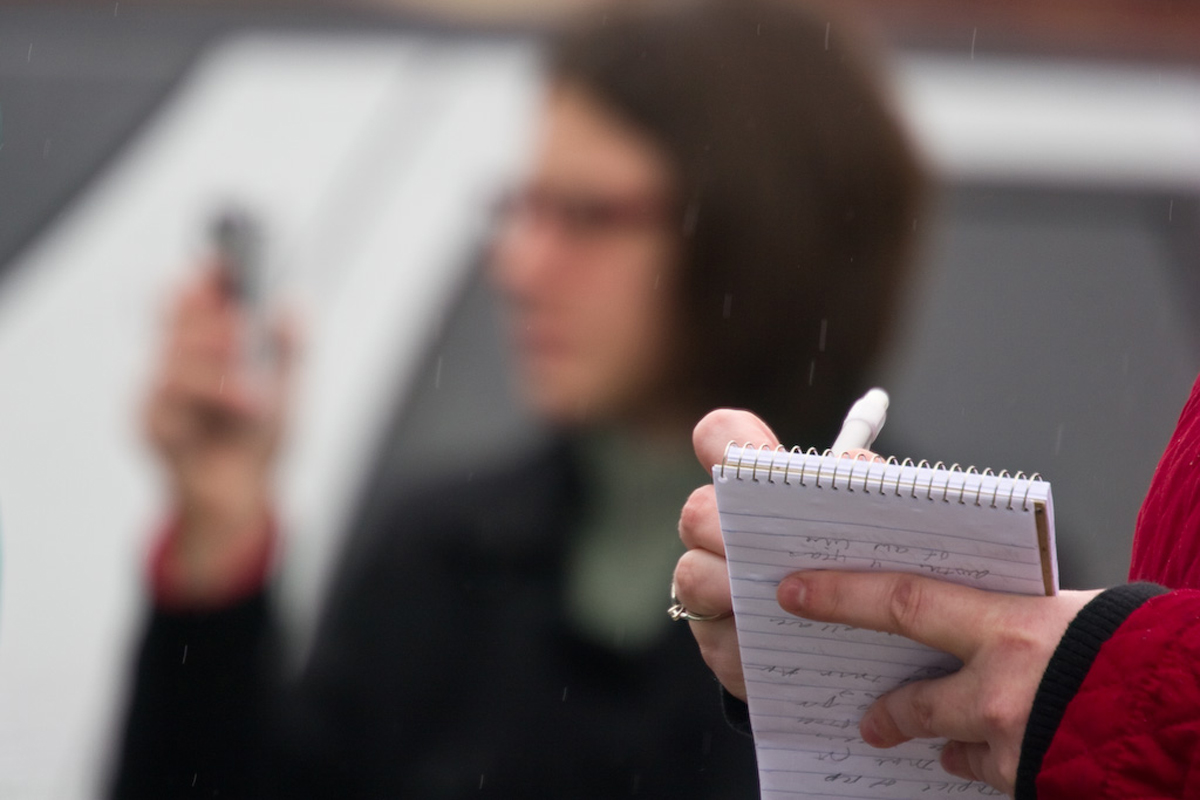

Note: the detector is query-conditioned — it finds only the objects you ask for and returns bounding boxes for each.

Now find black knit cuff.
[721,687,753,736]
[1014,582,1167,800]
[150,586,271,633]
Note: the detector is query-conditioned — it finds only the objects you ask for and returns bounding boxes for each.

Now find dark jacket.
[111,441,759,798]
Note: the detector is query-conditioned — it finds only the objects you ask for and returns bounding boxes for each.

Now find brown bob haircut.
[547,0,926,445]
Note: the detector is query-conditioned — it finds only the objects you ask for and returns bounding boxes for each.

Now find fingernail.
[860,711,881,746]
[778,575,807,611]
[940,741,968,779]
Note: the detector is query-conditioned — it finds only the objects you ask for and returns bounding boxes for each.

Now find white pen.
[830,388,889,456]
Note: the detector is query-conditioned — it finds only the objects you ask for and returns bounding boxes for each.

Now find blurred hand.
[144,265,293,602]
[777,571,1098,794]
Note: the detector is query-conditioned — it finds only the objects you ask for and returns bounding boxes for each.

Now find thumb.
[693,409,779,471]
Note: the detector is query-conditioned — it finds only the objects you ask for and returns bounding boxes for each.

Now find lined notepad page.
[714,447,1057,800]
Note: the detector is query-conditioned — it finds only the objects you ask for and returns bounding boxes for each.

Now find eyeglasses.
[493,185,672,241]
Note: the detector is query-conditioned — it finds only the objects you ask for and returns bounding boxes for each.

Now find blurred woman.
[112,0,925,797]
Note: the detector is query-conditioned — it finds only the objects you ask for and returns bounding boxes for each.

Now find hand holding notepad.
[675,400,1077,799]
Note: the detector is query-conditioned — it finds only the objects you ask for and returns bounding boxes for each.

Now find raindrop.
[818,319,828,352]
[1168,200,1174,222]
[808,358,816,386]
[27,43,32,62]
[42,139,50,159]
[192,773,198,787]
[1054,424,1064,456]
[561,686,569,701]
[181,644,189,664]
[114,2,119,16]
[479,774,486,789]
[970,28,977,60]
[723,293,733,319]
[434,356,443,389]
[824,22,831,50]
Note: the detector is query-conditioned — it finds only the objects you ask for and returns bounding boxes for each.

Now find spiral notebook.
[714,446,1057,800]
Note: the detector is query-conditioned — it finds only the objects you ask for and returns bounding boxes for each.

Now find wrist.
[153,505,277,609]
[1015,582,1168,799]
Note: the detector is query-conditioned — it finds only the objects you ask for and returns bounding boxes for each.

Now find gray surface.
[0,8,199,273]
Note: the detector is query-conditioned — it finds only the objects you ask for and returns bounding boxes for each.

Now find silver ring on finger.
[668,580,733,622]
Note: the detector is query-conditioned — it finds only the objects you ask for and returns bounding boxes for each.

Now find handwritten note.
[714,447,1057,800]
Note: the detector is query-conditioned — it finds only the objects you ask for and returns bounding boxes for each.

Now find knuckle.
[678,486,715,547]
[997,626,1042,662]
[978,688,1023,737]
[991,746,1017,777]
[908,684,938,735]
[990,748,1020,793]
[672,552,703,599]
[886,574,927,634]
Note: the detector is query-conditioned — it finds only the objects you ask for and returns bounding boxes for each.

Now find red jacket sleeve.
[1021,374,1200,798]
[1129,373,1200,589]
[1026,588,1200,799]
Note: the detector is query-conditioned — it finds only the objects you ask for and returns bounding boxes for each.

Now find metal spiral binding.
[720,441,737,479]
[926,462,945,500]
[1007,472,1028,510]
[897,459,914,496]
[739,442,755,480]
[978,469,994,506]
[719,444,1046,512]
[850,454,867,493]
[911,461,929,498]
[798,447,820,486]
[750,443,773,483]
[844,457,858,492]
[959,466,978,504]
[831,456,847,490]
[990,471,1010,508]
[942,465,961,502]
[783,446,803,485]
[1023,474,1042,511]
[770,444,788,484]
[885,456,900,495]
